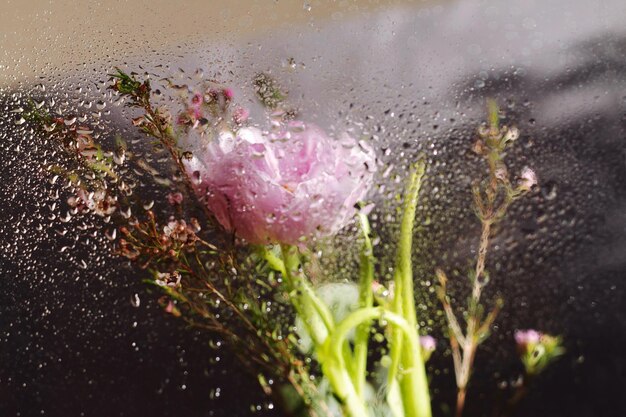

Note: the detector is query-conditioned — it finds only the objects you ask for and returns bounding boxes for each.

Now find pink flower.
[420,335,436,352]
[514,329,542,350]
[155,271,182,288]
[420,335,436,361]
[163,219,196,244]
[167,192,184,205]
[184,122,376,245]
[518,167,537,191]
[222,88,234,101]
[232,106,250,125]
[514,329,565,375]
[69,189,117,216]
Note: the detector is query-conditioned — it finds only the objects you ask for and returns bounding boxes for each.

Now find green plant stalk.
[325,307,421,417]
[388,162,432,417]
[280,245,369,417]
[353,212,375,397]
[280,245,334,346]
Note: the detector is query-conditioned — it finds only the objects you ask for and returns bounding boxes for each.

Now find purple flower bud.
[222,88,234,101]
[420,335,436,361]
[184,122,376,245]
[420,335,436,352]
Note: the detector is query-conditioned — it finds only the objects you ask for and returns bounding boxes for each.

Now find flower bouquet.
[22,68,564,417]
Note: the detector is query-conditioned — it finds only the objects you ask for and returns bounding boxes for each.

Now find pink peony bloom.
[183,122,376,245]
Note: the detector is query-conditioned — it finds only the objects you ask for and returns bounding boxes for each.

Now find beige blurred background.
[0,0,425,86]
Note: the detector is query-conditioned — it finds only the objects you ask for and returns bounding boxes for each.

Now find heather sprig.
[436,100,537,417]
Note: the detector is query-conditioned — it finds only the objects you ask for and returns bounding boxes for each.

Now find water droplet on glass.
[131,293,141,308]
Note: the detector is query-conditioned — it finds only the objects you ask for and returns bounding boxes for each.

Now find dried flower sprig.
[23,99,125,222]
[436,100,537,417]
[108,68,212,219]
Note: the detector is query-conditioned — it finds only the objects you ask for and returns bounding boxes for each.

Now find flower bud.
[514,329,564,375]
[472,139,485,155]
[503,126,519,143]
[232,106,250,125]
[420,335,436,362]
[494,164,508,181]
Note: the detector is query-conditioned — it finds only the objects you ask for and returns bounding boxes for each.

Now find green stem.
[398,162,424,331]
[279,245,367,417]
[325,307,417,417]
[389,161,432,417]
[260,245,287,275]
[280,244,334,346]
[330,307,415,369]
[353,212,375,397]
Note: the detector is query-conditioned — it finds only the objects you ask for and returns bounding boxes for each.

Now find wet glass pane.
[1,1,624,417]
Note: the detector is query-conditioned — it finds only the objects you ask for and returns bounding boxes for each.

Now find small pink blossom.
[515,329,565,375]
[189,93,204,119]
[163,219,196,244]
[222,88,234,101]
[518,167,537,191]
[167,192,184,205]
[514,329,542,349]
[69,189,117,216]
[420,335,436,361]
[155,271,182,288]
[420,335,436,352]
[183,122,376,245]
[191,93,203,106]
[232,106,250,125]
